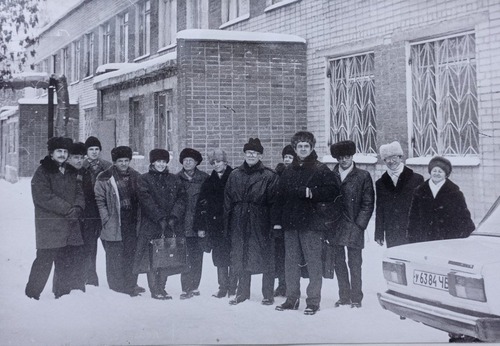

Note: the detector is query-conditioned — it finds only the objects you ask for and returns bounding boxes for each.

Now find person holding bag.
[133,149,187,300]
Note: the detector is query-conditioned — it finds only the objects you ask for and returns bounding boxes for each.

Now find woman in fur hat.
[375,141,424,247]
[133,149,187,299]
[407,156,475,243]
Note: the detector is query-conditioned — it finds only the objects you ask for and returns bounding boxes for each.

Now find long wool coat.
[407,179,475,243]
[133,166,187,274]
[176,168,209,238]
[193,166,233,267]
[224,161,278,274]
[332,163,375,249]
[31,156,85,249]
[94,166,141,242]
[375,166,424,247]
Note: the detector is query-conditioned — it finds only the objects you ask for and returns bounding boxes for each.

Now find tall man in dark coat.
[194,148,237,298]
[177,148,209,299]
[224,138,279,306]
[273,131,338,315]
[330,140,374,309]
[81,136,112,286]
[26,137,85,300]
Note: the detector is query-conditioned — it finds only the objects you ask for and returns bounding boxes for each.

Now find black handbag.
[150,234,187,270]
[321,240,336,279]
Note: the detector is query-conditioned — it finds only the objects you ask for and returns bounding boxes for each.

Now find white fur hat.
[379,141,403,160]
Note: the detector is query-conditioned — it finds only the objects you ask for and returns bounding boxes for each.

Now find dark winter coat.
[375,166,424,247]
[272,151,339,233]
[224,161,279,274]
[31,156,85,249]
[193,166,233,267]
[133,166,187,274]
[332,163,375,249]
[94,165,141,241]
[407,179,475,243]
[177,168,209,237]
[82,158,112,219]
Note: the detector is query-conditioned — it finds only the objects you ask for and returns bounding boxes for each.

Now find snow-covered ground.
[0,178,449,345]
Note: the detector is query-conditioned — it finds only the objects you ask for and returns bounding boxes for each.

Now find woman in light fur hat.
[374,141,424,247]
[406,155,475,243]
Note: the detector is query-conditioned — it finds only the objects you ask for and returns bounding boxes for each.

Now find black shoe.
[134,285,146,294]
[351,302,362,308]
[334,299,351,307]
[212,290,228,298]
[229,295,247,305]
[151,292,169,300]
[273,285,286,297]
[25,287,40,300]
[191,289,200,296]
[275,298,299,311]
[159,289,173,300]
[180,291,194,300]
[261,298,274,305]
[304,305,320,315]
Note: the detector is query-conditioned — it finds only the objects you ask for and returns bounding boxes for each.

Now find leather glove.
[66,206,83,219]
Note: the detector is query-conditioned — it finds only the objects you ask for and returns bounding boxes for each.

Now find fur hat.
[428,156,452,177]
[243,138,264,154]
[111,146,133,162]
[149,149,170,164]
[291,131,316,149]
[208,148,227,165]
[85,136,102,151]
[379,141,404,160]
[281,144,296,159]
[47,137,73,152]
[69,142,86,156]
[179,148,203,165]
[330,140,356,159]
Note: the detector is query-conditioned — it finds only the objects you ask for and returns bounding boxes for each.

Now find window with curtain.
[159,0,177,48]
[118,12,129,62]
[84,32,94,77]
[137,0,151,57]
[101,23,111,64]
[71,40,81,82]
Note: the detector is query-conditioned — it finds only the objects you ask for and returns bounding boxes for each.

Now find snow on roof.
[176,29,306,44]
[18,98,78,105]
[0,106,19,120]
[93,52,177,88]
[96,63,137,75]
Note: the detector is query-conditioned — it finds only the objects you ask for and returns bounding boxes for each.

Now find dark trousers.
[236,271,274,300]
[334,245,363,303]
[26,246,76,298]
[82,218,101,286]
[217,266,238,293]
[181,237,204,293]
[101,212,138,294]
[52,245,86,297]
[274,237,286,289]
[147,268,170,294]
[284,229,323,306]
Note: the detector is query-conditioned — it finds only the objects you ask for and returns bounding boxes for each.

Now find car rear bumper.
[378,291,500,342]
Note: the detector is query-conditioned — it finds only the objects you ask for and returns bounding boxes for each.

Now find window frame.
[71,40,81,82]
[84,32,95,77]
[158,0,177,50]
[117,12,129,62]
[100,22,111,65]
[136,0,151,59]
[220,0,249,28]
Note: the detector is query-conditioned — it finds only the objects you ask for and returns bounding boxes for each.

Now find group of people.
[25,131,475,316]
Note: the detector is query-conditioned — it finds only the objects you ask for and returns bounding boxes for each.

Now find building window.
[186,0,207,29]
[137,0,151,57]
[101,23,111,64]
[154,91,174,150]
[62,47,70,77]
[118,12,129,62]
[159,0,177,48]
[129,98,144,154]
[84,32,94,77]
[8,122,17,153]
[71,40,81,82]
[328,53,376,154]
[221,0,249,23]
[410,32,478,157]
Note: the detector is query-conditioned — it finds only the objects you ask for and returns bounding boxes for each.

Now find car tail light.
[448,272,486,302]
[383,261,407,285]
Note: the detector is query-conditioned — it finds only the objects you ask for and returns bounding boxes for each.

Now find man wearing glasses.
[330,140,374,309]
[375,141,423,248]
[223,138,279,306]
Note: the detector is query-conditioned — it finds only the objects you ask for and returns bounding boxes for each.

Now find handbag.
[150,234,187,270]
[321,239,336,279]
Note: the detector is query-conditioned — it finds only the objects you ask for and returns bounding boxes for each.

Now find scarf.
[429,178,446,198]
[112,166,133,210]
[386,162,404,186]
[88,159,105,185]
[339,163,353,182]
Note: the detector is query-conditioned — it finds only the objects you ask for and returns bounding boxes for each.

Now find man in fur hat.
[81,136,112,286]
[330,140,374,309]
[176,148,209,299]
[26,137,85,300]
[224,138,279,306]
[375,141,423,248]
[94,146,143,296]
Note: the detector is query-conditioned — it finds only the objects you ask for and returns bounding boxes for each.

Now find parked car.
[378,197,500,342]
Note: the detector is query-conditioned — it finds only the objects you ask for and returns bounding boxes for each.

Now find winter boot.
[304,304,320,315]
[275,298,299,311]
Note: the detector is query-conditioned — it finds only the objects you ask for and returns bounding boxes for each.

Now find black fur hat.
[47,137,73,152]
[291,131,316,149]
[69,142,86,156]
[150,149,170,164]
[85,136,102,151]
[243,138,264,154]
[330,140,356,159]
[281,144,296,158]
[111,146,133,162]
[428,156,452,177]
[179,148,202,165]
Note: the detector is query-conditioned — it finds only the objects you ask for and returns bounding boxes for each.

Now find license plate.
[413,270,448,291]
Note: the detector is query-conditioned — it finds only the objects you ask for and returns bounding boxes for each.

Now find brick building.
[25,0,500,221]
